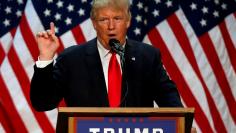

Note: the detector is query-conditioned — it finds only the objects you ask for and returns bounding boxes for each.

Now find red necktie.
[108,52,122,107]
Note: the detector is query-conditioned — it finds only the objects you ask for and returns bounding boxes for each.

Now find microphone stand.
[119,51,128,107]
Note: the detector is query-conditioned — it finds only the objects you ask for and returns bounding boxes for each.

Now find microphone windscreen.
[109,39,120,47]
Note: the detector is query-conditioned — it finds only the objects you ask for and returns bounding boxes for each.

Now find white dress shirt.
[36,39,123,91]
[97,40,122,90]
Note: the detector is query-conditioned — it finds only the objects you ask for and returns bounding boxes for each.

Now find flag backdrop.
[0,0,236,132]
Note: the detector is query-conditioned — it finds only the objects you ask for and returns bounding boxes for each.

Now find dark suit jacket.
[30,38,183,111]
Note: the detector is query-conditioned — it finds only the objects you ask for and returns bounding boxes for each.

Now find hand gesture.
[36,22,59,60]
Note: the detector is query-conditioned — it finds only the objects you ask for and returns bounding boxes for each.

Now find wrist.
[39,54,54,61]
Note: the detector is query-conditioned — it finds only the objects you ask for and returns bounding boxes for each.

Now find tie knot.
[109,50,116,57]
[110,49,116,54]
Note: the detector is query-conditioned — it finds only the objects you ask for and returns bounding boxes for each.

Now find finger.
[46,29,52,36]
[50,22,55,35]
[51,33,59,44]
[42,31,49,38]
[36,31,45,38]
[36,32,41,37]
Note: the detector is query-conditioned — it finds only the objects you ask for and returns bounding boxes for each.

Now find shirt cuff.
[36,58,53,68]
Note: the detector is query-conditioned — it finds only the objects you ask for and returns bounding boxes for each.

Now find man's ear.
[126,18,131,28]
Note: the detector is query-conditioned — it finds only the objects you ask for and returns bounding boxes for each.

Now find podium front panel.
[68,116,184,133]
[56,107,194,133]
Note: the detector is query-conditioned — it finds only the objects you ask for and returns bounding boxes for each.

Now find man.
[30,0,183,111]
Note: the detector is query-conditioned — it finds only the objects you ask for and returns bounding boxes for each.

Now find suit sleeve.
[152,48,183,107]
[30,55,67,111]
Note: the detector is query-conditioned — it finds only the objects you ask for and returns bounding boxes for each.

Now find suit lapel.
[85,39,109,107]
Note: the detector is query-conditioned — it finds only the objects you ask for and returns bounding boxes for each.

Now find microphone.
[109,39,124,57]
[109,39,125,73]
[109,39,128,107]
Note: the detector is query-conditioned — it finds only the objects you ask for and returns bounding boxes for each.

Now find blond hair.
[90,0,131,20]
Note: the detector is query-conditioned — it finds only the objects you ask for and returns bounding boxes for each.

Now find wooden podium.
[56,107,194,133]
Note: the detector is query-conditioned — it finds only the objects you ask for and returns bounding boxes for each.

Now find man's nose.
[108,19,115,30]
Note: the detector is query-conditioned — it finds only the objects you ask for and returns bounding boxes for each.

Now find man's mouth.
[108,34,116,38]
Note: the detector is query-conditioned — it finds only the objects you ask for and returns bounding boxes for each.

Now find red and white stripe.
[0,0,235,132]
[0,123,6,133]
[144,8,236,132]
[225,13,236,49]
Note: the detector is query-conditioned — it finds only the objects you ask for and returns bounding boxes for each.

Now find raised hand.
[36,22,59,60]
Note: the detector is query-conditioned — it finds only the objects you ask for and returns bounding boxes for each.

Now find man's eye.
[114,17,123,20]
[98,18,108,22]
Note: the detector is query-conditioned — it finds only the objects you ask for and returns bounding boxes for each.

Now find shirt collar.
[97,40,110,58]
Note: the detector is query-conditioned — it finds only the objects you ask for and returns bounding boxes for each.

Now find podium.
[56,107,194,133]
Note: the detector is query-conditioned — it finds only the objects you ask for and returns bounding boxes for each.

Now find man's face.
[92,6,131,49]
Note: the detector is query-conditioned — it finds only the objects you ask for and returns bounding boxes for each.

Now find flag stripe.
[0,102,12,133]
[0,44,5,65]
[199,34,236,123]
[20,15,39,61]
[157,20,211,117]
[12,30,34,80]
[225,14,236,48]
[0,58,42,132]
[57,38,65,53]
[7,47,55,132]
[219,21,236,74]
[166,13,227,132]
[80,19,96,41]
[60,31,77,48]
[0,124,6,133]
[0,33,13,54]
[44,109,58,129]
[24,0,45,35]
[148,28,214,133]
[71,25,86,44]
[0,76,28,132]
[176,9,236,132]
[1,32,38,132]
[209,26,236,100]
[224,14,236,99]
[156,20,220,132]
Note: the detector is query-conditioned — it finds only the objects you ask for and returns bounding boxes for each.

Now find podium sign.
[56,107,194,133]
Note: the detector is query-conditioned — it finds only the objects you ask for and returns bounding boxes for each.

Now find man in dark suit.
[30,0,183,111]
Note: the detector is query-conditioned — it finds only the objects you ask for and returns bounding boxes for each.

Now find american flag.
[0,0,235,132]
